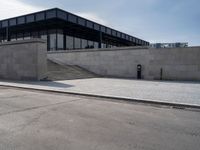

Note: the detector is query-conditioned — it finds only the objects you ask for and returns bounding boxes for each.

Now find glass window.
[17,33,23,40]
[130,37,133,42]
[17,17,25,24]
[1,35,8,42]
[94,23,100,31]
[2,35,8,42]
[39,30,49,47]
[66,35,74,50]
[10,33,16,41]
[86,21,93,29]
[125,35,129,40]
[68,14,77,23]
[132,37,135,42]
[74,37,81,49]
[121,33,125,39]
[132,37,136,43]
[2,20,8,28]
[101,26,106,33]
[107,44,112,48]
[36,12,45,21]
[31,31,38,38]
[41,34,47,41]
[106,28,111,35]
[81,39,87,49]
[46,10,56,19]
[78,18,85,26]
[112,30,117,36]
[26,15,35,23]
[117,32,121,38]
[0,36,3,42]
[88,40,94,49]
[24,32,31,40]
[9,19,16,26]
[39,30,47,36]
[101,43,106,48]
[57,10,67,20]
[94,42,99,49]
[57,33,64,50]
[137,39,140,45]
[49,33,57,51]
[47,29,57,51]
[135,38,138,44]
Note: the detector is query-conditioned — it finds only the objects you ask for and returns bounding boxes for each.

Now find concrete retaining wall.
[47,46,200,81]
[0,39,47,80]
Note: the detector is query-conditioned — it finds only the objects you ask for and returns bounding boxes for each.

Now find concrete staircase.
[46,59,97,81]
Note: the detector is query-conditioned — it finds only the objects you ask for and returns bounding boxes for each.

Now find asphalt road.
[0,86,200,150]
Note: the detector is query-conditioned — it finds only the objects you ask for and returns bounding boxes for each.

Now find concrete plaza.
[0,78,200,107]
[0,87,200,150]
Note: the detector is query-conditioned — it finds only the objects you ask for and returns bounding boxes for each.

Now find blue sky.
[0,0,199,46]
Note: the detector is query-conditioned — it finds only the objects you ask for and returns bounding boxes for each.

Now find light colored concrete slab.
[0,39,47,80]
[1,78,200,107]
[48,46,200,81]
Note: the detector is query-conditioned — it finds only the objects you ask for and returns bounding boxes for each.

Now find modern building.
[0,8,149,51]
[150,43,188,49]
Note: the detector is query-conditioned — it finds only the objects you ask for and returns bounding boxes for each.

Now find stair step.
[46,59,97,81]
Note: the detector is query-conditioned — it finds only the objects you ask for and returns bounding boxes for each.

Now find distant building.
[150,43,188,49]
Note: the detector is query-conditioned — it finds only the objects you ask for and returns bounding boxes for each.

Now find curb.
[1,84,200,110]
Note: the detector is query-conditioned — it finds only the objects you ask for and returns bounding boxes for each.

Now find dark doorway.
[137,64,142,79]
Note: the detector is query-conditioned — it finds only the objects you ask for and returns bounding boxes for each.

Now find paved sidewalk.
[0,78,200,107]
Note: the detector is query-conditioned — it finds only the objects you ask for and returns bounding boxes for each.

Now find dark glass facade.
[0,8,149,51]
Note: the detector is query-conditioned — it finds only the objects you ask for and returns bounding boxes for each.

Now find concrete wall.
[0,39,47,80]
[47,46,200,81]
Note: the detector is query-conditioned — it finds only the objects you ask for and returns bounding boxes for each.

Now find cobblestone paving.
[0,78,200,106]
